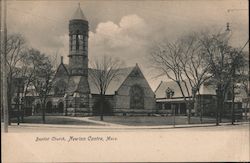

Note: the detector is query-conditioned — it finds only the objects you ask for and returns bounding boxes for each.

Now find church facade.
[33,5,156,116]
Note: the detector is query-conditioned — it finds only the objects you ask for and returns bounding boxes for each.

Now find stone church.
[33,5,156,116]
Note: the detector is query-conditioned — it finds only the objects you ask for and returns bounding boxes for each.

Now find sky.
[7,0,249,90]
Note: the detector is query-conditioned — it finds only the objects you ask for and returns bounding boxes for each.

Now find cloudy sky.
[7,0,249,90]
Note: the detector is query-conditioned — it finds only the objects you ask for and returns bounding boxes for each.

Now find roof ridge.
[88,66,135,71]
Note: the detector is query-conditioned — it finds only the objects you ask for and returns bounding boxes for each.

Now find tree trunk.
[100,94,104,121]
[231,85,235,125]
[193,96,198,117]
[188,102,191,124]
[216,85,221,126]
[42,102,46,124]
[176,81,190,124]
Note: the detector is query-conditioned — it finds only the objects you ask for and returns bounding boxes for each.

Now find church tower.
[68,4,88,76]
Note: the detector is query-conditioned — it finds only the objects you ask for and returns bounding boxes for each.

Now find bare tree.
[178,33,212,122]
[15,49,41,122]
[150,40,193,123]
[200,32,246,125]
[150,32,213,124]
[29,49,55,123]
[89,55,124,121]
[5,34,26,124]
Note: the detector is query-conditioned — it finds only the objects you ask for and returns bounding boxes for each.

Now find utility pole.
[226,8,249,123]
[2,0,8,132]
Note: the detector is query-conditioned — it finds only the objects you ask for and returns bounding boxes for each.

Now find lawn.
[90,116,231,126]
[11,116,101,126]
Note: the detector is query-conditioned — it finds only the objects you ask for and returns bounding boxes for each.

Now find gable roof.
[155,81,191,99]
[54,63,69,78]
[54,63,147,95]
[155,80,216,99]
[88,67,134,95]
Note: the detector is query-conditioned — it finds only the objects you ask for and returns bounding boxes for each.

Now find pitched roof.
[54,63,69,78]
[155,81,191,99]
[71,4,87,21]
[88,67,134,95]
[155,80,216,99]
[59,63,135,95]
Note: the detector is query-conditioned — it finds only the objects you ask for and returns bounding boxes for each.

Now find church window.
[79,35,83,43]
[226,90,233,100]
[72,35,76,50]
[84,36,88,51]
[130,85,144,109]
[70,35,73,51]
[76,34,79,50]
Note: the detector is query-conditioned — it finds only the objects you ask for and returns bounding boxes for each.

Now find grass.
[11,115,233,126]
[90,116,232,126]
[11,116,101,126]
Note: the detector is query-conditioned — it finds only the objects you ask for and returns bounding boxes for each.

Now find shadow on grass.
[11,116,101,126]
[89,116,232,126]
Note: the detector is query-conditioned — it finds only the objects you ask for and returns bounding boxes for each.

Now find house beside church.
[155,80,245,119]
[32,5,156,116]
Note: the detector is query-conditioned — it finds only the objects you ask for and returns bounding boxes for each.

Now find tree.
[178,33,212,122]
[89,55,124,121]
[16,49,41,121]
[150,33,212,124]
[28,49,55,123]
[200,32,246,125]
[5,34,26,124]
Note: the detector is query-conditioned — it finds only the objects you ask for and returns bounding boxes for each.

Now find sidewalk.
[70,117,125,127]
[4,120,249,130]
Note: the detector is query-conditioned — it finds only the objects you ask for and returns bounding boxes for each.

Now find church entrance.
[46,101,53,113]
[58,102,64,113]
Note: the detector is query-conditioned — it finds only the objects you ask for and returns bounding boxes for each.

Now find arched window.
[76,34,79,50]
[70,35,73,51]
[226,90,233,100]
[46,101,53,113]
[130,85,144,109]
[58,102,64,113]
